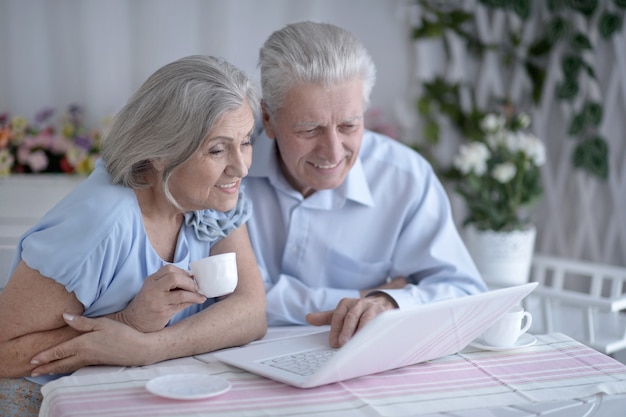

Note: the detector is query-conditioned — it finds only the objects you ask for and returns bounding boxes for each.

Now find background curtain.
[0,0,412,128]
[1,0,625,267]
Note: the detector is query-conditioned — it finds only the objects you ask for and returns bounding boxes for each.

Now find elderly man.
[244,21,486,347]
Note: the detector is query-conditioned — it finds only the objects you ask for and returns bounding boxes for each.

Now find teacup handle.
[519,312,532,335]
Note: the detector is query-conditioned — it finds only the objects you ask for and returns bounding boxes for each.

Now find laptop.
[213,282,538,388]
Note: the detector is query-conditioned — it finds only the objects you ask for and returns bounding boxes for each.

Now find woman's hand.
[30,314,155,376]
[116,264,207,332]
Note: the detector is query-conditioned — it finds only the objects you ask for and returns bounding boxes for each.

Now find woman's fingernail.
[31,372,39,377]
[63,313,75,321]
[30,359,39,365]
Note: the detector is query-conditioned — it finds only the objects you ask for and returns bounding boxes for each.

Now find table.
[39,329,626,417]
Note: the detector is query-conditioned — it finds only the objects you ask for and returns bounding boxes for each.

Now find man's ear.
[261,101,276,140]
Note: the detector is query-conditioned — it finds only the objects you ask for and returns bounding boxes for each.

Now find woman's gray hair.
[100,55,260,208]
[258,21,376,115]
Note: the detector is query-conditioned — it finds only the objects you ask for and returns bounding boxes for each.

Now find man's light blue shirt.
[243,129,487,326]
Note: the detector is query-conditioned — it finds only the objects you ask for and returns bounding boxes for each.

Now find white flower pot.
[464,225,537,287]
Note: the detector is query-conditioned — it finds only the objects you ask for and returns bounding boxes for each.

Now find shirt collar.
[249,130,374,208]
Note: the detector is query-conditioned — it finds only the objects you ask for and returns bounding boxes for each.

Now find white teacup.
[189,252,238,298]
[480,305,532,347]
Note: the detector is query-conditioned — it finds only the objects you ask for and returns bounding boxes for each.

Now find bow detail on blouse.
[183,190,251,242]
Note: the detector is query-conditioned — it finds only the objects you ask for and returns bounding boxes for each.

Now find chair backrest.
[531,255,626,300]
[526,254,626,355]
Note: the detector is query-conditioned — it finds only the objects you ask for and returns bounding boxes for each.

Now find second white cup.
[480,305,532,347]
[189,252,238,298]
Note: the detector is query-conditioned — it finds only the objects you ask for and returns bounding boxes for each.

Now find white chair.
[523,254,626,355]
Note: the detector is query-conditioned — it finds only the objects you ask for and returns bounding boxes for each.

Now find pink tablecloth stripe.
[39,333,626,417]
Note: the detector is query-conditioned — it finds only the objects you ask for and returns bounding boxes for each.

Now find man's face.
[263,78,364,197]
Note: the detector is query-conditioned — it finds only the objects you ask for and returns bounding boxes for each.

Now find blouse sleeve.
[184,188,251,242]
[18,201,137,310]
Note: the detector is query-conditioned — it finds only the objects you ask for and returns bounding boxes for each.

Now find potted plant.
[448,109,546,286]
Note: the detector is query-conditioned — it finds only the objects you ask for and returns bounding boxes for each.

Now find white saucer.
[146,373,231,400]
[469,333,537,351]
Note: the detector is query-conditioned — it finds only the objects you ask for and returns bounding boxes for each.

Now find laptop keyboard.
[261,349,337,376]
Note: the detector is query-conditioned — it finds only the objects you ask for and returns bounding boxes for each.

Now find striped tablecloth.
[39,333,626,417]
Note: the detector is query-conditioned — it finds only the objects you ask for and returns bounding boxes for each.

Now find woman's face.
[263,78,365,197]
[169,102,255,212]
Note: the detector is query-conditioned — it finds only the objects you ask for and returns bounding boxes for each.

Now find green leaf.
[511,0,532,19]
[598,12,623,38]
[583,101,603,126]
[465,37,487,56]
[545,16,571,43]
[412,20,445,39]
[582,60,597,79]
[615,0,626,9]
[561,54,583,78]
[556,78,579,100]
[479,0,508,8]
[528,37,553,56]
[424,120,440,145]
[509,31,522,47]
[568,0,598,17]
[417,96,432,115]
[572,136,609,179]
[568,113,586,135]
[570,32,593,50]
[525,61,546,104]
[548,0,566,11]
[448,10,474,27]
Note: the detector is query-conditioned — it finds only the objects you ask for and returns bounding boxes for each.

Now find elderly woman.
[0,55,267,416]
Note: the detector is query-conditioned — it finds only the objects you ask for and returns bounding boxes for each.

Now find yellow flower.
[0,149,14,176]
[62,122,75,138]
[10,116,28,143]
[74,155,97,175]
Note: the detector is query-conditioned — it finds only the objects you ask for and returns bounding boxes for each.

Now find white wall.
[0,0,413,129]
[2,0,625,268]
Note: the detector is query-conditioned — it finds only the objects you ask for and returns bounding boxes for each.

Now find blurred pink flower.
[26,149,48,172]
[0,105,102,176]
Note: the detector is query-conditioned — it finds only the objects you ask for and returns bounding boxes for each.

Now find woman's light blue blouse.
[9,160,251,324]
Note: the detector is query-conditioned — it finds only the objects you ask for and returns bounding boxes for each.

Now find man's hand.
[305,293,398,348]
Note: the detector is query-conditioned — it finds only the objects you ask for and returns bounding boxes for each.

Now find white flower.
[485,131,505,148]
[492,162,517,183]
[452,110,545,231]
[516,112,531,129]
[501,131,546,167]
[503,130,520,152]
[453,142,490,176]
[480,113,506,133]
[518,133,546,166]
